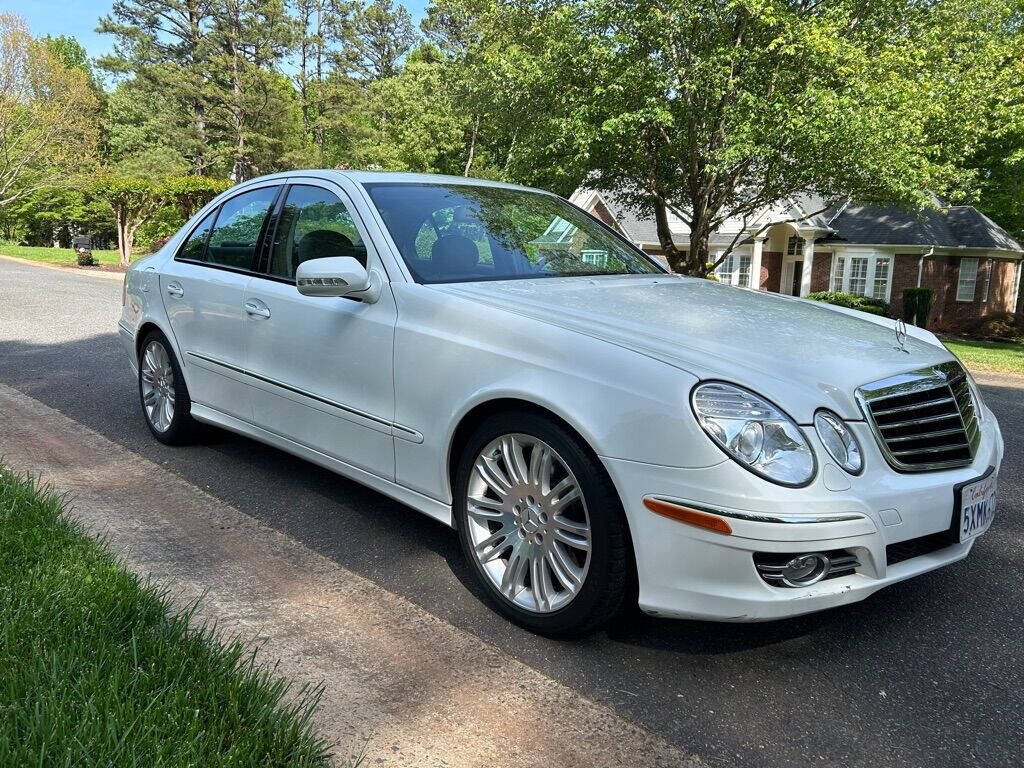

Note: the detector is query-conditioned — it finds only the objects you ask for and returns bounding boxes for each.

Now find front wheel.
[454,412,629,635]
[138,331,196,445]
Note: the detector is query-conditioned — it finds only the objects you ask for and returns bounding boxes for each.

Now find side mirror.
[296,256,377,300]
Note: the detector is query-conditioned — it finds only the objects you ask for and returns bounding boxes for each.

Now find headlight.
[813,410,863,475]
[691,382,816,487]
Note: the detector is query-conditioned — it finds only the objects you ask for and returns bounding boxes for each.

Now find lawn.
[0,465,332,767]
[0,244,130,267]
[943,338,1024,375]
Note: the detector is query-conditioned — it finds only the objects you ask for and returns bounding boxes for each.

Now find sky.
[7,0,430,64]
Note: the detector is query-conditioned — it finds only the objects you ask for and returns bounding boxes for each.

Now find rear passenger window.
[269,185,367,280]
[177,208,217,262]
[206,187,279,270]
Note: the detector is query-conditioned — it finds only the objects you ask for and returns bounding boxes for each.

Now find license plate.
[958,474,997,543]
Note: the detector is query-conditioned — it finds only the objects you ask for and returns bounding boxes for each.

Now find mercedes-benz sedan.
[119,171,1002,634]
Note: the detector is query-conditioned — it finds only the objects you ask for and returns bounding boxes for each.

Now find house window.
[872,257,890,299]
[715,253,752,287]
[829,251,892,299]
[786,236,805,257]
[848,257,869,296]
[981,259,992,302]
[831,256,845,291]
[957,257,979,302]
[737,255,752,288]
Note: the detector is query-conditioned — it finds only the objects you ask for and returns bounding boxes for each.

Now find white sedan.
[119,171,1003,634]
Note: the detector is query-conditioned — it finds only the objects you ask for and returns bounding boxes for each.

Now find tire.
[138,330,196,445]
[454,412,629,636]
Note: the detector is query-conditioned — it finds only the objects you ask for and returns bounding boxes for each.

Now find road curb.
[0,383,703,768]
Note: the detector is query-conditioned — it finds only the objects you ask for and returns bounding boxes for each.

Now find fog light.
[779,553,830,586]
[754,550,860,588]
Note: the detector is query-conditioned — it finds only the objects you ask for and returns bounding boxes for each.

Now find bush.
[806,291,890,316]
[75,249,95,266]
[901,287,935,328]
[954,312,1024,343]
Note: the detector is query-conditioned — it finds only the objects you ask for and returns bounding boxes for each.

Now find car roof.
[240,169,554,197]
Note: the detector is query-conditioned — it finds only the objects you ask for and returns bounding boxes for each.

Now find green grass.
[944,338,1024,375]
[0,244,128,267]
[0,465,332,767]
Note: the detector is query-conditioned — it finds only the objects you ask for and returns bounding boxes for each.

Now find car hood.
[431,274,954,422]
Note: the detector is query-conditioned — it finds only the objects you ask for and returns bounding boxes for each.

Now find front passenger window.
[206,186,279,270]
[269,185,367,280]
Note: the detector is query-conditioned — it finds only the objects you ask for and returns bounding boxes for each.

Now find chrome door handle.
[165,282,184,298]
[244,300,271,319]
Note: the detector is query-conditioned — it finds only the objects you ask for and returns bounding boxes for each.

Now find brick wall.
[810,252,832,293]
[889,254,921,321]
[760,251,782,291]
[591,199,617,229]
[908,255,1020,331]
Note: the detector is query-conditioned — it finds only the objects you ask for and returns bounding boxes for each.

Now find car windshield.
[363,182,663,283]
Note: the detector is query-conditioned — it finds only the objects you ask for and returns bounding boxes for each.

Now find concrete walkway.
[0,383,700,768]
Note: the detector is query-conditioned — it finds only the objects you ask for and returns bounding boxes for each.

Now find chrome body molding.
[185,351,424,443]
[645,497,867,525]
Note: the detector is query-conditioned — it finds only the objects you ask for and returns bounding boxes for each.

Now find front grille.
[857,361,980,472]
[886,530,958,566]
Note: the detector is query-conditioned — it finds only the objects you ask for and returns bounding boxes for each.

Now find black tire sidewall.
[138,330,194,445]
[453,412,628,636]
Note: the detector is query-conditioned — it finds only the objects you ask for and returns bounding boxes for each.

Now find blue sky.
[8,0,430,62]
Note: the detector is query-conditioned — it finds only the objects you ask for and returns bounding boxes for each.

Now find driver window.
[269,185,367,280]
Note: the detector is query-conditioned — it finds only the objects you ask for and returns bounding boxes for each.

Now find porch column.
[799,234,817,297]
[750,234,766,290]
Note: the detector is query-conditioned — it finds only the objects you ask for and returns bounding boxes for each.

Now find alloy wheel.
[140,340,175,432]
[466,433,592,613]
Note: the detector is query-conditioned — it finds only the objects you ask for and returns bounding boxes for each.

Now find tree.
[0,14,99,207]
[206,0,297,180]
[162,174,231,219]
[354,44,467,172]
[352,0,418,80]
[458,0,1023,275]
[98,0,218,175]
[90,174,165,267]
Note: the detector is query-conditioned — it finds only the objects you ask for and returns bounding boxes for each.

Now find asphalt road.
[2,257,1022,768]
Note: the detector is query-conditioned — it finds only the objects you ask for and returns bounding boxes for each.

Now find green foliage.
[807,291,890,316]
[449,0,1024,274]
[943,338,1024,374]
[0,465,331,767]
[902,287,936,328]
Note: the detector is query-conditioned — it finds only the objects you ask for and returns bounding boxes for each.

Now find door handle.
[165,282,184,298]
[244,300,271,319]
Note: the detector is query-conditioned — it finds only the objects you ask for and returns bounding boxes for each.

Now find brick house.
[571,189,1024,331]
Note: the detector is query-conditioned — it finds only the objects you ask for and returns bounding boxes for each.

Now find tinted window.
[364,183,661,283]
[269,185,367,280]
[177,208,217,262]
[206,187,279,270]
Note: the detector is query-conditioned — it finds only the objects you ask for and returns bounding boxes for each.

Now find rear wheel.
[138,330,196,445]
[454,412,628,635]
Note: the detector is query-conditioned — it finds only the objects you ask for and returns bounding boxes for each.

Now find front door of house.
[790,261,803,295]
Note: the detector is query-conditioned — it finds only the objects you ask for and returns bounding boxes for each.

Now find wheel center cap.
[517,497,547,537]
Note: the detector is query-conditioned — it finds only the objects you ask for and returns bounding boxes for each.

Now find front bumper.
[602,413,1004,622]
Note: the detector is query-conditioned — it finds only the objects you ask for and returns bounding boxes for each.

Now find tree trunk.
[463,114,480,176]
[116,209,132,269]
[687,213,714,277]
[653,198,687,273]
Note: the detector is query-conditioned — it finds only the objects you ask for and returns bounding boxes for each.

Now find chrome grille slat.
[871,396,955,416]
[857,361,979,472]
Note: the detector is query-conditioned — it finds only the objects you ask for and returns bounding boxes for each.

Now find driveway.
[1,257,1021,767]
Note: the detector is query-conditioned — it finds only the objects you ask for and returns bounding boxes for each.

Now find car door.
[160,183,281,421]
[242,179,398,480]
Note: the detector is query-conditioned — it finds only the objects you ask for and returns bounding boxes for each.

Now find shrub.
[955,312,1024,343]
[806,290,890,317]
[75,249,95,266]
[901,287,935,328]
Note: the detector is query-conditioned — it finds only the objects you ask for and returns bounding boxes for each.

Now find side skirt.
[190,402,454,528]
